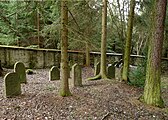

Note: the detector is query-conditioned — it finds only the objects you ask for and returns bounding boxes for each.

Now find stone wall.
[0,45,144,68]
[0,45,87,68]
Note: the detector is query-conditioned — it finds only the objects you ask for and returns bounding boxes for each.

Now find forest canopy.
[0,0,167,57]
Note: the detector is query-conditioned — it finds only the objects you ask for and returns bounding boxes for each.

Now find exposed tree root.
[87,74,101,81]
[87,73,108,81]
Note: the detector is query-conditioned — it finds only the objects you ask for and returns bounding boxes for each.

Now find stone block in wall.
[36,51,44,68]
[28,50,37,68]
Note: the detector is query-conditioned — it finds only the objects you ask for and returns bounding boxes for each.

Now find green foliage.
[0,0,162,56]
[129,67,145,88]
[128,60,147,88]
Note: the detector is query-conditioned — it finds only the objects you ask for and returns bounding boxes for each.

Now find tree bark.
[122,0,135,82]
[140,0,167,108]
[37,7,40,48]
[85,42,90,67]
[100,0,107,79]
[59,0,72,97]
[87,0,108,80]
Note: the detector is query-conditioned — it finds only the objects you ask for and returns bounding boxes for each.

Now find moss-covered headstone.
[94,62,100,76]
[107,64,115,79]
[14,62,27,84]
[4,72,21,98]
[49,66,60,81]
[72,63,82,87]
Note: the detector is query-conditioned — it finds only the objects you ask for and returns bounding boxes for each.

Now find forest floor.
[0,67,168,120]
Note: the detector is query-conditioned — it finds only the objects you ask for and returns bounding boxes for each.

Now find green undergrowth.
[128,60,146,88]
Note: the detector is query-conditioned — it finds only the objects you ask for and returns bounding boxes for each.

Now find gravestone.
[94,62,100,76]
[14,62,27,84]
[49,66,60,81]
[72,63,82,87]
[115,67,122,80]
[107,64,115,79]
[4,72,21,98]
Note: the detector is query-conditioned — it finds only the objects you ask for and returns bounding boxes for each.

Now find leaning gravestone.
[4,72,21,98]
[49,66,60,81]
[72,63,82,87]
[107,64,115,79]
[14,62,27,84]
[94,62,100,76]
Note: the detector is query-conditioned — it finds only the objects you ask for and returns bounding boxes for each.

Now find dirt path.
[0,67,168,120]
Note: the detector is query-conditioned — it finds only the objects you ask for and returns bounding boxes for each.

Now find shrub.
[128,59,146,88]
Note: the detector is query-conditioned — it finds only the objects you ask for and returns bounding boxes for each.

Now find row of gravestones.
[4,61,119,98]
[4,62,82,98]
[94,62,121,80]
[49,63,82,87]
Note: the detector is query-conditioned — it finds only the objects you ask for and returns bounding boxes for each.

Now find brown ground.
[0,67,168,120]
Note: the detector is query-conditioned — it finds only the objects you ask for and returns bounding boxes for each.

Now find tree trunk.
[37,8,40,48]
[140,0,167,108]
[100,0,107,79]
[87,0,108,80]
[85,42,90,67]
[59,0,72,97]
[122,0,135,82]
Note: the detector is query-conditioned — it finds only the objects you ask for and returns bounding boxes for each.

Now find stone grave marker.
[115,67,122,80]
[14,62,27,84]
[72,63,82,87]
[107,64,115,79]
[49,66,60,81]
[94,62,100,76]
[4,72,21,98]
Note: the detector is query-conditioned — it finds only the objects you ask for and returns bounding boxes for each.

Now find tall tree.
[59,0,72,97]
[88,0,108,80]
[85,42,90,67]
[99,0,108,79]
[122,0,136,82]
[140,0,167,108]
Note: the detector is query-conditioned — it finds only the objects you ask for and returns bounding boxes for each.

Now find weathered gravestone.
[4,72,21,98]
[72,63,82,87]
[94,62,100,76]
[115,66,122,81]
[14,62,27,84]
[49,66,60,81]
[107,64,115,79]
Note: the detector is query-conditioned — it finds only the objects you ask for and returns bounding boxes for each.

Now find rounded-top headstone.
[49,66,60,81]
[72,63,82,87]
[4,72,21,98]
[14,62,27,84]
